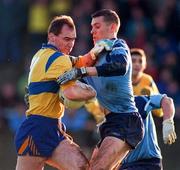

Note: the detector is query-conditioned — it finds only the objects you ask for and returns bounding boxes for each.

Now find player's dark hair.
[91,9,120,28]
[130,48,146,58]
[48,15,75,35]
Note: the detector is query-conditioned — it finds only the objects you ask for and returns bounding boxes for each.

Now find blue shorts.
[119,158,162,170]
[15,115,66,157]
[98,112,144,149]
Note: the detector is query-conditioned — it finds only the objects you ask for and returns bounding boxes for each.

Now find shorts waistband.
[122,158,161,168]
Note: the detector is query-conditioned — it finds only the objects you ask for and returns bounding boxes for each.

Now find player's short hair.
[91,9,120,29]
[130,48,147,59]
[48,15,75,35]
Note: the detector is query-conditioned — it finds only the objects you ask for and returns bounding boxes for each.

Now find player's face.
[54,24,76,54]
[132,54,146,77]
[91,16,112,44]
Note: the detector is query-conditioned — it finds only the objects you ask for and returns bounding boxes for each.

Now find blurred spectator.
[143,43,159,81]
[166,79,180,118]
[100,0,117,11]
[5,102,26,134]
[124,6,152,48]
[0,0,28,64]
[27,0,50,56]
[49,0,72,17]
[0,82,24,133]
[71,0,95,55]
[153,36,178,65]
[0,82,19,109]
[16,57,31,99]
[62,107,98,156]
[157,67,174,93]
[0,106,7,131]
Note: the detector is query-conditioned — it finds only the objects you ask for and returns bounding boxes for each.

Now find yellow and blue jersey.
[27,43,75,119]
[133,73,163,117]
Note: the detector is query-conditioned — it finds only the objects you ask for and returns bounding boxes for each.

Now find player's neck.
[105,33,117,40]
[48,41,59,51]
[132,74,142,85]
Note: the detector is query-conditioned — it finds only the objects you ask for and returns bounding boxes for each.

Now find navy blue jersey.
[122,94,165,164]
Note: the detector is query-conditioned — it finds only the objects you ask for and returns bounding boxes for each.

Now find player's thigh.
[90,136,131,170]
[16,155,46,170]
[49,138,89,170]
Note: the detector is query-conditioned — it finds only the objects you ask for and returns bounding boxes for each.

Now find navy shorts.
[119,158,163,170]
[15,115,66,157]
[98,112,144,149]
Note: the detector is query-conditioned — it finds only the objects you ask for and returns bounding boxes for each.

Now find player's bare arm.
[161,96,177,145]
[62,81,96,101]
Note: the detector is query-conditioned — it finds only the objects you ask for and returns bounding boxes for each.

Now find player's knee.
[16,156,45,170]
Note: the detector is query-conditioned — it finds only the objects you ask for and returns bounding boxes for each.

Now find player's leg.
[89,146,99,165]
[89,112,144,170]
[47,138,90,170]
[89,136,131,170]
[16,155,46,170]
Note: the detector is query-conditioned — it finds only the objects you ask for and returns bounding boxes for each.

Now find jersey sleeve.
[144,94,165,113]
[135,94,165,119]
[150,77,164,117]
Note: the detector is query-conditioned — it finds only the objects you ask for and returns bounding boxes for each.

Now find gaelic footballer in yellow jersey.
[27,43,97,119]
[133,73,159,95]
[131,48,163,117]
[27,44,70,119]
[27,43,111,118]
[15,15,112,170]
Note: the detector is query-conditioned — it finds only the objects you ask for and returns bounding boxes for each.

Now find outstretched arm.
[161,96,175,120]
[161,96,177,145]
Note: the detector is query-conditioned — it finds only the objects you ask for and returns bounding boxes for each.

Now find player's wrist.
[163,118,174,125]
[77,67,88,77]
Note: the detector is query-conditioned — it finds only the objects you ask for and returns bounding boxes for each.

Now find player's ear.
[48,33,55,42]
[111,23,118,33]
[144,62,147,70]
[142,57,147,70]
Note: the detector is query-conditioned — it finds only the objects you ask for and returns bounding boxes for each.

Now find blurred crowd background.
[0,0,179,169]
